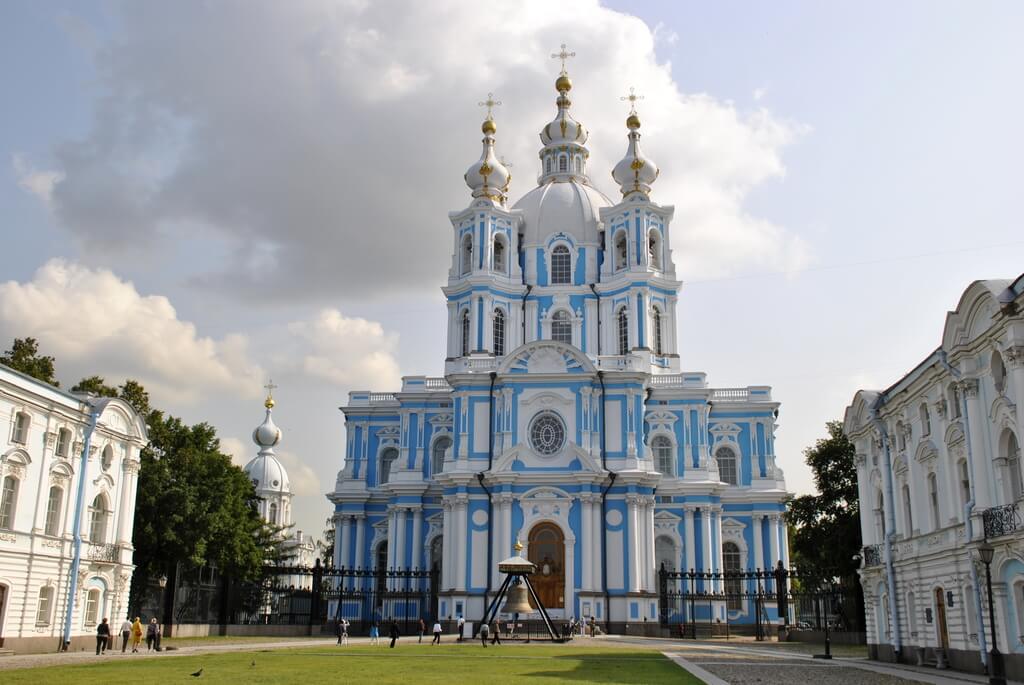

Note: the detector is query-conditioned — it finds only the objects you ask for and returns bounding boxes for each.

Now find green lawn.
[3,645,701,684]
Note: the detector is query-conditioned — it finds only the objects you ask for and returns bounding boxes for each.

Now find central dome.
[513,181,611,247]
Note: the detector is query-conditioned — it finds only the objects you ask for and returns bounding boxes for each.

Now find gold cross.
[478,92,501,120]
[264,379,278,396]
[621,87,643,115]
[551,43,575,74]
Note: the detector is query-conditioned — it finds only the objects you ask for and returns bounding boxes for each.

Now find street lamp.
[158,573,171,638]
[977,541,1006,685]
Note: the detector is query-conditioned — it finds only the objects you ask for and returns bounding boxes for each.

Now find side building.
[844,274,1024,678]
[0,365,147,652]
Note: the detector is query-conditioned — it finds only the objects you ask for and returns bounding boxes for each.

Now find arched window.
[901,483,913,535]
[614,233,628,271]
[379,447,398,486]
[493,236,506,273]
[919,403,931,437]
[558,155,568,173]
[12,411,30,444]
[927,472,940,530]
[723,542,742,610]
[0,475,19,530]
[101,445,114,471]
[957,459,971,509]
[36,586,54,626]
[550,245,571,284]
[716,447,738,485]
[992,350,1007,393]
[874,490,885,542]
[431,436,451,478]
[906,591,917,640]
[652,435,673,476]
[88,494,109,542]
[652,307,664,356]
[551,311,572,345]
[655,535,677,573]
[45,486,63,536]
[545,157,552,174]
[948,383,962,418]
[617,308,629,355]
[460,309,470,356]
[430,535,444,575]
[84,588,101,626]
[1004,430,1022,501]
[493,308,506,356]
[56,428,72,458]
[648,232,661,270]
[268,502,278,525]
[573,156,582,174]
[461,235,473,276]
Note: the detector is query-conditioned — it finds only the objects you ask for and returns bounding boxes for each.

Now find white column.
[339,515,352,568]
[683,507,695,572]
[645,497,656,592]
[591,497,603,591]
[767,514,780,568]
[752,515,764,572]
[411,507,423,571]
[386,508,398,590]
[354,515,366,590]
[778,516,789,569]
[581,496,593,590]
[627,495,641,592]
[962,379,994,509]
[116,461,138,543]
[441,502,453,588]
[455,495,468,591]
[395,507,407,570]
[713,508,724,592]
[701,507,712,574]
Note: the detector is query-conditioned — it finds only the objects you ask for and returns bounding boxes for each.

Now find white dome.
[513,180,611,246]
[252,405,282,448]
[463,121,510,205]
[611,116,659,198]
[243,453,290,495]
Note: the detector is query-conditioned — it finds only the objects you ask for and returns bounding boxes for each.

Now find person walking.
[431,620,442,645]
[369,622,380,645]
[457,615,465,642]
[119,617,132,653]
[341,619,350,645]
[418,617,425,643]
[388,620,400,648]
[479,620,489,647]
[491,619,501,645]
[95,617,110,655]
[130,617,143,652]
[146,618,160,651]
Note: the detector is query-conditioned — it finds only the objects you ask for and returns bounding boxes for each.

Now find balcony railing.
[87,543,119,563]
[982,502,1021,539]
[862,544,882,567]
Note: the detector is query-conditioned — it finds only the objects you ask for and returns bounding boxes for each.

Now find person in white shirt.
[431,621,443,645]
[119,618,133,653]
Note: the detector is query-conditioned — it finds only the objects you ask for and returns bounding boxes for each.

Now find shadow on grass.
[521,653,700,684]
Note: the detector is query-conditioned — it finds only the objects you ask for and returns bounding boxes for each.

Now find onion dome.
[611,112,659,199]
[252,392,282,450]
[540,76,589,148]
[464,114,511,205]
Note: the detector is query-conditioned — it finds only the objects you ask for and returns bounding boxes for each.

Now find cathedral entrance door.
[528,523,564,609]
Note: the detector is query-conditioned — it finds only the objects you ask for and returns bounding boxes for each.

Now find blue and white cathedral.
[328,64,790,629]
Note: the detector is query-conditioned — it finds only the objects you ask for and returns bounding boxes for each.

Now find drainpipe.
[868,394,902,660]
[475,372,497,629]
[589,284,602,356]
[520,285,533,345]
[938,351,988,666]
[62,397,110,650]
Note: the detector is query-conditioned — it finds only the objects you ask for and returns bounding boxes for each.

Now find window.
[652,435,673,476]
[902,484,913,535]
[461,235,473,276]
[958,459,971,510]
[949,384,962,419]
[460,310,470,356]
[89,494,109,542]
[432,437,451,477]
[545,157,552,174]
[551,311,572,344]
[36,586,54,625]
[56,428,71,457]
[12,411,29,444]
[550,245,571,284]
[920,404,931,437]
[268,502,278,525]
[906,591,917,639]
[1006,431,1022,501]
[928,472,940,530]
[992,350,1007,394]
[614,233,628,271]
[493,309,506,356]
[655,536,677,572]
[0,476,18,530]
[45,486,63,536]
[723,542,742,610]
[648,232,661,270]
[84,588,100,626]
[558,155,567,173]
[617,308,629,355]
[717,447,738,485]
[529,411,566,456]
[652,307,664,356]
[896,422,907,452]
[101,445,114,471]
[874,490,885,541]
[493,237,506,273]
[573,156,582,174]
[379,448,398,485]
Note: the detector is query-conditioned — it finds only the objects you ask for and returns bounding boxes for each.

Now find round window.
[529,411,566,456]
[273,480,279,487]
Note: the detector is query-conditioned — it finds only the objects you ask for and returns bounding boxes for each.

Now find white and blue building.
[327,68,791,629]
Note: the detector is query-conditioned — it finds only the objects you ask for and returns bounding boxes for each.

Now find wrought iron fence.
[982,502,1021,539]
[862,544,882,567]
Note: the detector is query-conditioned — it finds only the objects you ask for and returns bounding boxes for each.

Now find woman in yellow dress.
[130,617,143,652]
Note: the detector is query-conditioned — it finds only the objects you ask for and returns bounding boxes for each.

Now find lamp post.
[158,571,173,638]
[977,541,1006,685]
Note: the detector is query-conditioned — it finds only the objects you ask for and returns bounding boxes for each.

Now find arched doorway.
[528,522,564,609]
[934,587,949,650]
[429,536,443,620]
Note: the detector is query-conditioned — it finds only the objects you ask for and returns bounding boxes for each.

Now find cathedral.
[327,59,790,629]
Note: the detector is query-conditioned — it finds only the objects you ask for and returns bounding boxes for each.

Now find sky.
[2,0,1022,543]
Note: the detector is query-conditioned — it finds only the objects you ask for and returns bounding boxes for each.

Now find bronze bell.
[501,581,533,614]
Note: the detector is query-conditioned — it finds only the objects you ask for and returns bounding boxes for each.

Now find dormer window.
[550,245,571,284]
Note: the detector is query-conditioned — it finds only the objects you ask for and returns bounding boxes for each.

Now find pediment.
[490,443,604,475]
[497,341,596,376]
[710,422,742,437]
[654,511,681,529]
[428,413,453,427]
[645,411,678,425]
[376,425,401,444]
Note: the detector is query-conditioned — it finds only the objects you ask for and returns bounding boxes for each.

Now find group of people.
[336,617,500,646]
[94,617,163,655]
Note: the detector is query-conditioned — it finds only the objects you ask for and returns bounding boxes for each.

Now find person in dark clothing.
[96,618,110,655]
[418,617,425,643]
[491,619,501,645]
[146,618,161,651]
[479,621,490,647]
[119,618,132,652]
[388,620,400,648]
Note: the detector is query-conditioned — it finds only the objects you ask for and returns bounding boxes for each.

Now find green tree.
[786,420,862,579]
[71,375,119,397]
[1,337,59,385]
[321,515,336,566]
[118,379,151,416]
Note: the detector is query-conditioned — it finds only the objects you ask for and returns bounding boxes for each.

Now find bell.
[501,581,534,614]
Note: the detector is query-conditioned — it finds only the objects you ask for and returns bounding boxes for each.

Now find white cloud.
[287,308,401,389]
[220,437,320,498]
[12,154,64,206]
[220,436,249,467]
[38,0,810,299]
[0,259,264,403]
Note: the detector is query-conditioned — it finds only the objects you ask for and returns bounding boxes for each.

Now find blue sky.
[2,1,1022,538]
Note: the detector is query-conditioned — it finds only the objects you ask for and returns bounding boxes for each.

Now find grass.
[2,644,701,684]
[160,635,317,648]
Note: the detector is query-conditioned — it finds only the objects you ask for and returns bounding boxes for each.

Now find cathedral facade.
[327,66,790,629]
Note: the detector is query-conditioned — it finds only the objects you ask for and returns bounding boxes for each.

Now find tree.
[321,515,336,566]
[1,337,58,385]
[70,376,151,416]
[71,375,119,397]
[786,420,862,579]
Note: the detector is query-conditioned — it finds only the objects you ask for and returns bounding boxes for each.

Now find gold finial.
[514,538,523,553]
[621,87,644,129]
[264,379,277,409]
[552,43,575,75]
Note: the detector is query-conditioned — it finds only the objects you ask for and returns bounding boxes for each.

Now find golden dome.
[626,113,641,129]
[555,74,572,93]
[264,395,275,409]
[481,118,497,135]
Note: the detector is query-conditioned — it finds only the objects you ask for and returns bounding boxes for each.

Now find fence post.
[310,559,323,629]
[775,561,789,633]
